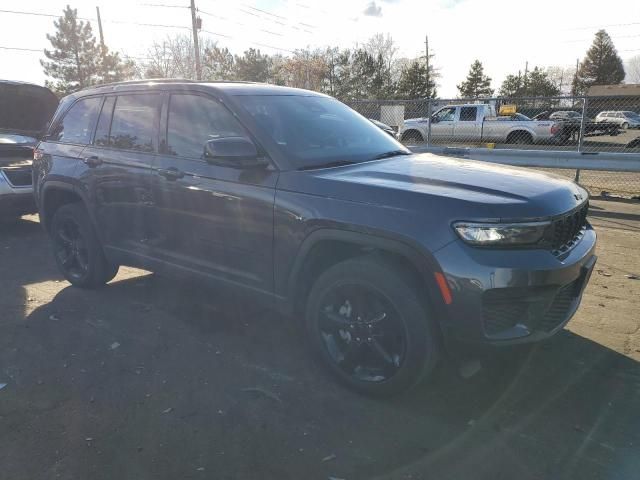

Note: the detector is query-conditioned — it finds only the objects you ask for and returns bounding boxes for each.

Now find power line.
[563,21,640,31]
[0,45,41,52]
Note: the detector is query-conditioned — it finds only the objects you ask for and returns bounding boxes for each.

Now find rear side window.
[109,94,159,152]
[50,97,102,144]
[459,107,477,121]
[166,94,246,159]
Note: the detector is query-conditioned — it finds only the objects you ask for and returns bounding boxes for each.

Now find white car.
[595,111,640,129]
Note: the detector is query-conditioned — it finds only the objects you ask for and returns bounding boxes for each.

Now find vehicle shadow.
[2,271,638,480]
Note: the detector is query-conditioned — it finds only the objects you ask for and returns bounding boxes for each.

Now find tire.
[305,256,440,397]
[401,130,423,143]
[507,131,533,145]
[621,122,629,131]
[50,203,119,288]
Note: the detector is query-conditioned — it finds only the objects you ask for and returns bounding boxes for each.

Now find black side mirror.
[204,137,267,168]
[431,116,439,124]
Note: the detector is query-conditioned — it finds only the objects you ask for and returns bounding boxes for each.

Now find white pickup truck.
[398,104,561,145]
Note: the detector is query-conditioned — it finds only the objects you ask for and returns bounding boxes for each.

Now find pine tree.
[499,67,559,97]
[457,60,493,98]
[234,48,272,82]
[41,6,136,95]
[395,61,436,99]
[41,6,101,95]
[573,30,625,94]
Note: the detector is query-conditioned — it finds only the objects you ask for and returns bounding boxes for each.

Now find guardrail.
[409,146,640,172]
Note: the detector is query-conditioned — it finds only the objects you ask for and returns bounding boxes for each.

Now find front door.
[150,92,277,292]
[430,106,456,141]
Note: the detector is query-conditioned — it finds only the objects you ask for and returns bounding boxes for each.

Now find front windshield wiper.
[370,149,411,160]
[298,160,359,171]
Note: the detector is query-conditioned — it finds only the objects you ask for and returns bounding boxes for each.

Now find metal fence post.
[575,96,589,182]
[426,99,432,147]
[578,96,588,153]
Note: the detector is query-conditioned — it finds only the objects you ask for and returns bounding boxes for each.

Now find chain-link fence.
[348,94,640,196]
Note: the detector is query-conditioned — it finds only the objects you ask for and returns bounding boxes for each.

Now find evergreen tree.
[41,5,101,95]
[457,60,493,98]
[395,61,437,99]
[573,30,625,94]
[499,67,560,97]
[41,5,135,95]
[234,48,272,82]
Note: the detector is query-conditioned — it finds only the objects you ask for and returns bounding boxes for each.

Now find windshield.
[235,95,406,169]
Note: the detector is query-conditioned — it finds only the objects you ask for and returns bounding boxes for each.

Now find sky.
[0,0,639,97]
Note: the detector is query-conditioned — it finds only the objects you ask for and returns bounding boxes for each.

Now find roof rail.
[92,78,195,89]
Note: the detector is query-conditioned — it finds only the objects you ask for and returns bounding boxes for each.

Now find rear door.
[149,92,277,291]
[79,93,160,256]
[38,95,103,196]
[430,106,456,140]
[453,106,480,142]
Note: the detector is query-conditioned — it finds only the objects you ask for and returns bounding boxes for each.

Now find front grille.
[482,277,583,337]
[546,203,589,255]
[1,167,33,187]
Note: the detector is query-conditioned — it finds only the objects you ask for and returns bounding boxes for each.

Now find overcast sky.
[0,0,639,97]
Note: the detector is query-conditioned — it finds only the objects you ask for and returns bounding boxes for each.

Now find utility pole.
[189,0,202,80]
[96,6,105,47]
[424,35,430,96]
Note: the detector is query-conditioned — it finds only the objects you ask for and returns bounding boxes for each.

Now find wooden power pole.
[96,6,105,47]
[190,0,202,80]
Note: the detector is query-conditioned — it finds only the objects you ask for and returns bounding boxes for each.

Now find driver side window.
[166,94,246,159]
[433,107,456,122]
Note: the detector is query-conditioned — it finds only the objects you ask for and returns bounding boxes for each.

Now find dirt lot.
[1,200,639,480]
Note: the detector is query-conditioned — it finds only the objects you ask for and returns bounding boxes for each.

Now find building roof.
[587,84,640,96]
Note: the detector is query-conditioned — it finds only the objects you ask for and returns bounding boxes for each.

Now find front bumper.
[433,225,597,345]
[0,169,36,216]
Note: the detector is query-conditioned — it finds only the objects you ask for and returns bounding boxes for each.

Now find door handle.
[157,167,185,181]
[83,155,102,168]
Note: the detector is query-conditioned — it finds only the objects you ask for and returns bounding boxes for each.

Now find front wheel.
[50,203,119,288]
[305,257,440,396]
[621,122,629,130]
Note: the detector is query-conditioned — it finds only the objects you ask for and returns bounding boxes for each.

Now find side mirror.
[431,116,439,124]
[204,137,267,168]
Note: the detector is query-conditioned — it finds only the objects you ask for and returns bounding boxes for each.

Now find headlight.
[453,221,550,246]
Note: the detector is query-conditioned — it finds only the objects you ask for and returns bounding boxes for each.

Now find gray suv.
[33,80,597,396]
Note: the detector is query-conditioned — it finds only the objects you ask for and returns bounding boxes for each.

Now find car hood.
[279,153,588,222]
[0,81,58,137]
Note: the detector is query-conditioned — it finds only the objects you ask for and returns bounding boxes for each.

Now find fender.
[285,227,445,309]
[39,178,93,229]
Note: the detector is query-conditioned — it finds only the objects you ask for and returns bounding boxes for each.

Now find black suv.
[34,80,597,396]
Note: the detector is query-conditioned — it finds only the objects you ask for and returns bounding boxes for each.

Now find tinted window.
[167,94,246,158]
[459,107,477,122]
[94,96,115,147]
[109,95,159,152]
[433,107,456,122]
[51,97,102,144]
[236,95,405,169]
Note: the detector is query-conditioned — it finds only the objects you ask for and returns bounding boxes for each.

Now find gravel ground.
[1,199,639,480]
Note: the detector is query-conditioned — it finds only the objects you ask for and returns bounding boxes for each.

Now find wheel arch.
[40,181,87,232]
[401,129,424,141]
[287,229,445,320]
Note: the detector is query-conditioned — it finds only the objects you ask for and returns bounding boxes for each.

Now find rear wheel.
[507,131,533,145]
[401,130,423,143]
[50,203,118,288]
[305,257,440,396]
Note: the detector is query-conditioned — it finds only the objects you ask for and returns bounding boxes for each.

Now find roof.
[75,79,325,97]
[587,84,640,96]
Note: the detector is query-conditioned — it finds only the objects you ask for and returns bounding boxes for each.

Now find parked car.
[595,111,640,130]
[369,118,395,136]
[34,80,597,396]
[533,110,619,140]
[0,80,58,219]
[398,104,562,145]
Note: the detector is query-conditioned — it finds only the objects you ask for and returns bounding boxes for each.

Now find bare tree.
[545,66,576,94]
[142,34,216,80]
[625,55,640,84]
